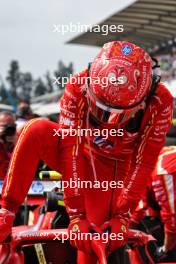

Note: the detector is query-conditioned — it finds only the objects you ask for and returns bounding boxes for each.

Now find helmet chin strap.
[86,95,97,182]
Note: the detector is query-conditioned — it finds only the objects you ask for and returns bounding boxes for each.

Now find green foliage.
[34,78,47,97]
[2,59,74,102]
[6,60,20,98]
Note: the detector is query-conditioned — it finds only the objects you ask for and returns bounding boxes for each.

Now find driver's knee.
[19,118,59,141]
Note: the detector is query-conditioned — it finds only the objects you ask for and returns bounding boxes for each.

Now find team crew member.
[0,41,173,263]
[131,146,176,255]
[153,146,176,252]
[16,100,33,130]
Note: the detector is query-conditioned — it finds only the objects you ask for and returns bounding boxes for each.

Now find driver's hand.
[101,217,128,256]
[68,218,101,254]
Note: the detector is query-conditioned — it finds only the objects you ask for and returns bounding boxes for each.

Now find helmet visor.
[87,89,139,125]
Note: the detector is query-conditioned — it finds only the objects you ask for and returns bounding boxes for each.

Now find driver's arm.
[58,69,88,219]
[115,84,173,217]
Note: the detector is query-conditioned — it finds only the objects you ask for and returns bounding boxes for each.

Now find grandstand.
[67,0,176,87]
[67,0,176,55]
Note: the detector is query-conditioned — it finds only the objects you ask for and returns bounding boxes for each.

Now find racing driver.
[0,41,173,263]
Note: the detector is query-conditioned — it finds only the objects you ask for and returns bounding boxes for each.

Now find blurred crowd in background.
[0,60,73,105]
[157,48,176,82]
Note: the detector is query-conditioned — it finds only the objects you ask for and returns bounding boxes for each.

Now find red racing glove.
[0,209,15,242]
[68,217,101,254]
[101,216,128,255]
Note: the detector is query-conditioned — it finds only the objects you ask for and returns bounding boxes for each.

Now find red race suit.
[0,70,173,263]
[2,70,173,221]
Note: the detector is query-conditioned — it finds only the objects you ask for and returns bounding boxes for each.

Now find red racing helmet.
[87,41,153,124]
